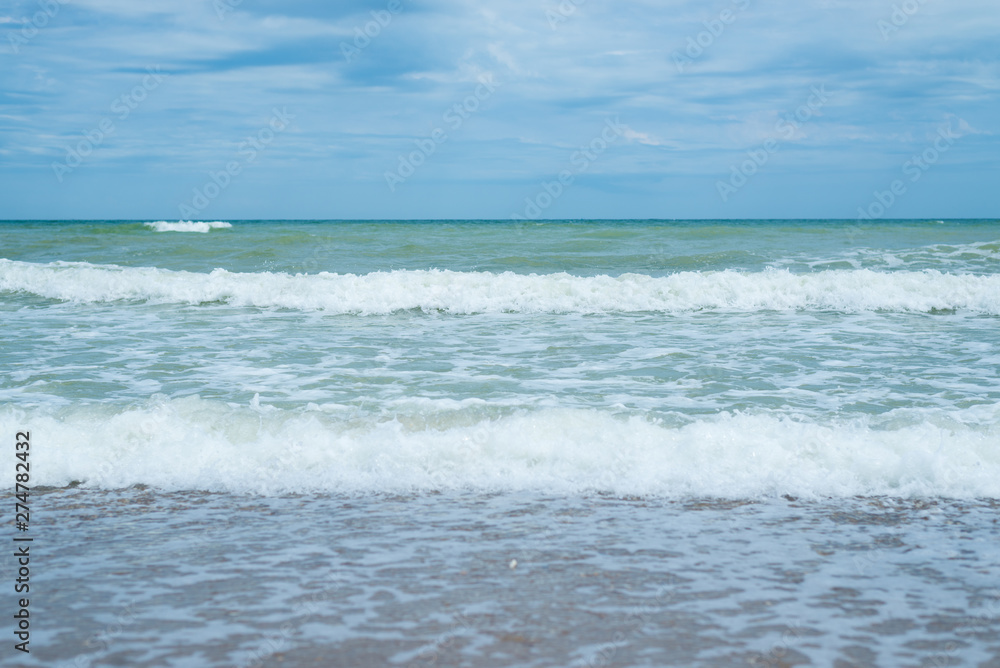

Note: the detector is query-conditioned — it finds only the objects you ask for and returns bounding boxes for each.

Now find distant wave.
[9,398,999,497]
[144,221,232,233]
[2,260,1000,315]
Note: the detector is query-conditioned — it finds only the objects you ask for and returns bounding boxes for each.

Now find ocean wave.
[144,221,232,233]
[810,239,1000,272]
[2,260,1000,314]
[8,398,999,497]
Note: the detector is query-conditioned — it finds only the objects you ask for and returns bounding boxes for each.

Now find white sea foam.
[8,398,999,497]
[2,259,1000,314]
[144,221,232,233]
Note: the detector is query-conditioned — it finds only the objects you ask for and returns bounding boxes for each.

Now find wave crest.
[2,260,1000,314]
[144,221,232,233]
[10,398,999,497]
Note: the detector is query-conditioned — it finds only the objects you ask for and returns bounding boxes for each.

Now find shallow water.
[16,489,1000,667]
[2,219,999,498]
[2,219,999,666]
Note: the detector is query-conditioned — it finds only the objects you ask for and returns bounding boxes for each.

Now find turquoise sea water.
[2,219,1000,667]
[1,219,999,496]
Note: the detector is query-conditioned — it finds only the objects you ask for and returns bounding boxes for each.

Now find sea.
[1,219,998,667]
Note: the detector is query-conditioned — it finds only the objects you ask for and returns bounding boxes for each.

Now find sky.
[0,0,997,220]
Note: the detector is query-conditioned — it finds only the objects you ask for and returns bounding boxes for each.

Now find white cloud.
[622,126,665,147]
[1,0,998,217]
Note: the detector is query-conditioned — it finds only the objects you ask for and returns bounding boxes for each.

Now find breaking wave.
[144,221,232,233]
[9,397,999,497]
[2,260,1000,314]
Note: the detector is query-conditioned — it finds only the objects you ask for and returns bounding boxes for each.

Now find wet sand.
[17,489,1000,667]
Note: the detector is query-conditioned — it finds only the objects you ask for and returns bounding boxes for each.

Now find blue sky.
[0,0,997,219]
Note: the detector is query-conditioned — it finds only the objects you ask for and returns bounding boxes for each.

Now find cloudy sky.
[1,0,997,219]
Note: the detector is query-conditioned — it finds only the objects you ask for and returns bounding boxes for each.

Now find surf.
[2,259,1000,315]
[9,397,999,497]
